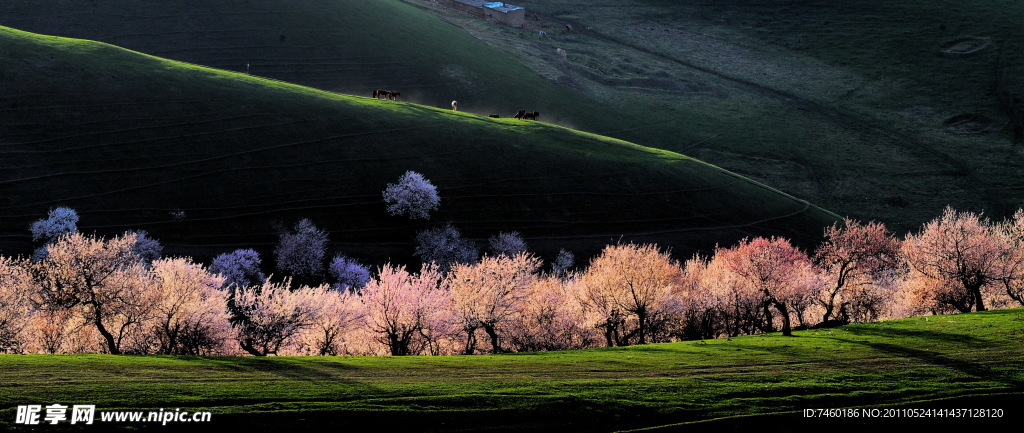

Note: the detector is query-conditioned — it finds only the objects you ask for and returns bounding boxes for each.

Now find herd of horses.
[487,110,539,120]
[372,89,540,121]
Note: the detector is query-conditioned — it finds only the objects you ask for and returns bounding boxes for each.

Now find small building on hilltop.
[445,0,526,28]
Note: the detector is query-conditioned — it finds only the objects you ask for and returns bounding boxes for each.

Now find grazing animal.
[488,114,500,118]
[556,48,567,59]
[513,109,526,119]
[451,100,458,111]
[373,89,399,100]
[523,111,539,120]
[539,30,547,37]
[565,24,574,32]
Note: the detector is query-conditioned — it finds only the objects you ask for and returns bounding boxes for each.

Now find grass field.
[0,25,838,265]
[1,308,1022,432]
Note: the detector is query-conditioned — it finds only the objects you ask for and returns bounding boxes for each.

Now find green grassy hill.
[4,0,1021,233]
[437,0,1024,232]
[0,0,608,124]
[0,26,837,264]
[1,309,1021,432]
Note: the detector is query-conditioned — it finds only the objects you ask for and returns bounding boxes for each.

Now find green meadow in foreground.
[1,309,1022,432]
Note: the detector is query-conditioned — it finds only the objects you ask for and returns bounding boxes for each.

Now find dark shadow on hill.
[840,324,987,345]
[184,355,360,379]
[827,332,1023,388]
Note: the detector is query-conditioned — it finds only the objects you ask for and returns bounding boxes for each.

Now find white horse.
[451,100,458,111]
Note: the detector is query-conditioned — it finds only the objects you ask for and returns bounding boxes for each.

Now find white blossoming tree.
[382,171,440,220]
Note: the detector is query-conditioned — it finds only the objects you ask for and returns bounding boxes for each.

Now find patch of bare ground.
[943,114,996,135]
[939,37,992,58]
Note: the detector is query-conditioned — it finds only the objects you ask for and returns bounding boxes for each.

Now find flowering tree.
[487,231,528,257]
[29,207,78,243]
[28,232,155,354]
[328,255,371,293]
[127,230,164,266]
[702,255,766,337]
[994,210,1024,307]
[360,263,450,356]
[505,275,594,351]
[275,218,328,284]
[413,224,478,273]
[814,219,900,323]
[579,244,682,345]
[301,288,364,355]
[144,258,232,355]
[676,255,728,340]
[902,208,1004,313]
[29,207,80,261]
[446,252,541,353]
[0,256,34,353]
[550,249,575,277]
[715,237,816,337]
[232,278,321,356]
[210,249,266,289]
[382,170,440,220]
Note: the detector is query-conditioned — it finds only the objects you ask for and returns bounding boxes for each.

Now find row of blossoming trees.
[3,207,1024,356]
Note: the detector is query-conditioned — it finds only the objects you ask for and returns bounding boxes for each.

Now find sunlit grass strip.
[1,309,1021,430]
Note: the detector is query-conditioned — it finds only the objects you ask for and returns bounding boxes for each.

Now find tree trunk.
[969,283,987,312]
[773,300,793,337]
[602,323,615,347]
[822,286,841,322]
[463,326,477,355]
[482,323,501,354]
[762,302,774,333]
[239,339,265,356]
[92,313,121,355]
[636,309,647,345]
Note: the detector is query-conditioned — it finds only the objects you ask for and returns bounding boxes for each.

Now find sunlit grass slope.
[0,26,838,263]
[1,309,1021,432]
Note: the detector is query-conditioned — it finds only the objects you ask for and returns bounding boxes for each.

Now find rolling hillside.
[3,0,1021,233]
[0,26,838,264]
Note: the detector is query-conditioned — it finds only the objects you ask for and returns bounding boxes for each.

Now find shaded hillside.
[10,1,1024,236]
[448,0,1024,231]
[0,0,606,125]
[5,0,1014,232]
[0,26,838,265]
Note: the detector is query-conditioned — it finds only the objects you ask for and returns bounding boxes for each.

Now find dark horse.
[514,109,539,120]
[373,89,400,100]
